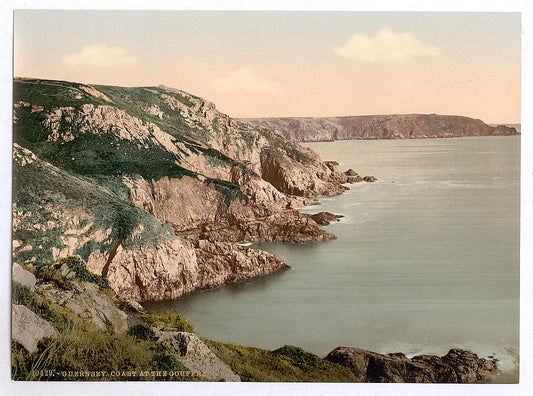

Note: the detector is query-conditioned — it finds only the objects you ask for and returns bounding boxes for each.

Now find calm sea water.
[145,135,520,382]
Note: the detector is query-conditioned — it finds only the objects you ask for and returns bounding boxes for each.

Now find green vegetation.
[150,353,188,372]
[57,256,110,290]
[271,345,329,371]
[141,312,194,333]
[12,282,72,332]
[204,340,359,382]
[127,324,158,342]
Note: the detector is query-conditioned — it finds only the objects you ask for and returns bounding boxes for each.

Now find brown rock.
[241,114,520,142]
[363,176,377,182]
[325,347,498,383]
[344,169,358,176]
[310,212,344,226]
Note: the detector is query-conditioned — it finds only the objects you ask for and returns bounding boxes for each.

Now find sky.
[14,10,521,123]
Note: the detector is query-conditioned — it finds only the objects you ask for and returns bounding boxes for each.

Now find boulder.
[310,212,344,226]
[155,330,240,382]
[13,263,36,289]
[325,347,498,383]
[12,304,57,353]
[344,169,358,176]
[363,176,377,182]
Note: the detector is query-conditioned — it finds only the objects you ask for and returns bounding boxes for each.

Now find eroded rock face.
[241,114,520,142]
[13,79,356,303]
[325,347,498,383]
[193,240,289,290]
[12,305,57,353]
[155,330,240,382]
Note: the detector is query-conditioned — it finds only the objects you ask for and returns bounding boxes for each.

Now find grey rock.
[37,281,128,333]
[12,304,57,353]
[155,330,240,382]
[13,263,36,289]
[126,299,145,312]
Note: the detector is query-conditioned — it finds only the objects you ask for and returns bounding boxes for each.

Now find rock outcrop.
[155,330,240,382]
[325,347,498,383]
[37,281,128,332]
[241,114,519,142]
[12,304,57,353]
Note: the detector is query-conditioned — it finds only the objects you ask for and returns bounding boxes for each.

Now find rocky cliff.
[240,114,519,142]
[13,78,349,302]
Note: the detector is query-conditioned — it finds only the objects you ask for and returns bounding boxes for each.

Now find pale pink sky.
[14,11,521,123]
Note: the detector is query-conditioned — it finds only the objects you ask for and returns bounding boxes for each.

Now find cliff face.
[13,78,348,302]
[240,114,519,142]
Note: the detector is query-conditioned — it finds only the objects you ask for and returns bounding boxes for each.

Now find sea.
[145,134,520,383]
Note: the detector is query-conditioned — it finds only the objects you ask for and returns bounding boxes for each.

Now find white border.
[1,1,531,396]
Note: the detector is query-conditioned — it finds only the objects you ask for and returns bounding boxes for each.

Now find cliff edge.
[240,114,519,142]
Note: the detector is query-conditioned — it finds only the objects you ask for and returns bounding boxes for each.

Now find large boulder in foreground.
[325,347,498,383]
[155,330,240,382]
[12,304,57,353]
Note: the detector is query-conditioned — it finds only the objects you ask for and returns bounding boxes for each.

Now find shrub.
[127,324,158,341]
[271,345,328,371]
[150,353,188,372]
[33,266,72,290]
[141,312,194,333]
[56,256,110,290]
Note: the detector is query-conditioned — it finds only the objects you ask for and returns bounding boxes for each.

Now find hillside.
[240,114,519,142]
[12,78,350,302]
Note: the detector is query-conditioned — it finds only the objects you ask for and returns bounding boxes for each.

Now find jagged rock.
[12,304,57,353]
[344,169,358,176]
[310,212,344,226]
[362,176,377,182]
[325,347,498,383]
[154,330,240,382]
[193,239,289,289]
[241,114,520,142]
[37,281,128,333]
[12,263,36,289]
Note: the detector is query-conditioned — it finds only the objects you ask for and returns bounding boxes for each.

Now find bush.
[34,266,72,290]
[150,353,188,372]
[127,324,158,341]
[57,256,110,290]
[271,345,328,371]
[141,312,194,333]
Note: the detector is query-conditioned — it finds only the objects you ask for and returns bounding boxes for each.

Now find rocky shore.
[12,261,499,383]
[325,347,498,383]
[12,78,355,303]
